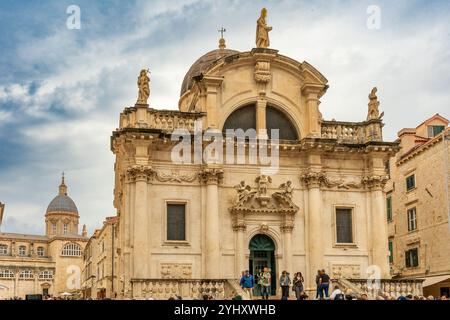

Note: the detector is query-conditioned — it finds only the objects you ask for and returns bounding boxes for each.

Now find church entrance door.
[249,234,276,296]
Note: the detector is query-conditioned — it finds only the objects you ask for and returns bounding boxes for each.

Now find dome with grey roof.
[46,175,78,215]
[180,43,239,96]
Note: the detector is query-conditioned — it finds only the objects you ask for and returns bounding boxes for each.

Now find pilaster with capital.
[232,212,246,276]
[300,168,325,290]
[125,165,155,280]
[364,174,390,277]
[301,84,327,137]
[199,167,224,278]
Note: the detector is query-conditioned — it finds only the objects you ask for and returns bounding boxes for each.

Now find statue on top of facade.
[137,69,150,105]
[256,8,272,48]
[255,175,272,196]
[367,87,384,120]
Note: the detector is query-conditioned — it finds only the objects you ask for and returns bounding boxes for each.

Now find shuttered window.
[386,195,393,222]
[336,208,353,243]
[167,204,186,241]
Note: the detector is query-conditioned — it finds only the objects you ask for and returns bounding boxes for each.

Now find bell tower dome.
[45,173,80,237]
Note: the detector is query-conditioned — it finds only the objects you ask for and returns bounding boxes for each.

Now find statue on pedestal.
[256,8,272,48]
[367,87,384,120]
[137,69,150,105]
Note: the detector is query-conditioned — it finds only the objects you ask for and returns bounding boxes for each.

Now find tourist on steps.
[239,270,254,300]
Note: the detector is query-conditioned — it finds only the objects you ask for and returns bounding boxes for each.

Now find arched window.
[61,243,82,257]
[19,270,33,279]
[0,269,14,278]
[37,247,45,257]
[18,245,27,256]
[223,104,298,140]
[38,270,53,280]
[0,244,8,255]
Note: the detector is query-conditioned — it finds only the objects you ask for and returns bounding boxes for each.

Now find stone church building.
[110,10,422,299]
[0,177,88,299]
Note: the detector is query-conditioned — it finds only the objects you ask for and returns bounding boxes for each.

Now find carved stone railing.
[321,120,383,144]
[119,108,205,132]
[131,279,229,300]
[333,278,424,299]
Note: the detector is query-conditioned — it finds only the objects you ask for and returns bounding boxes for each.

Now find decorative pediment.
[231,177,298,214]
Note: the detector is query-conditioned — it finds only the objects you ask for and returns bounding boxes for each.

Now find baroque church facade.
[0,177,88,299]
[111,10,402,299]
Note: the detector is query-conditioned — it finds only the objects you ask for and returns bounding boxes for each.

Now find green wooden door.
[249,234,276,296]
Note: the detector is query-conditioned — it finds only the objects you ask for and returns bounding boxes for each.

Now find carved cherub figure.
[234,181,256,206]
[255,175,272,196]
[273,181,293,203]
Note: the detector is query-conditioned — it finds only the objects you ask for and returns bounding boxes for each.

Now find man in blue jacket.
[240,270,254,300]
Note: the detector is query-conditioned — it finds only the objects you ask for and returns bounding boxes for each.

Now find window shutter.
[336,208,353,243]
[167,204,186,241]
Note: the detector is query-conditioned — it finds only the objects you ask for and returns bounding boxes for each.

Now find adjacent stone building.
[108,11,420,300]
[386,114,450,297]
[82,216,118,299]
[0,176,88,299]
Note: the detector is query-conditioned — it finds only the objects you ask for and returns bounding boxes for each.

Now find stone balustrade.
[119,107,205,132]
[334,278,424,299]
[321,120,383,143]
[131,279,229,300]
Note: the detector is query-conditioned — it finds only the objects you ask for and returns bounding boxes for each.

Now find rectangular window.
[18,246,27,256]
[0,245,7,255]
[427,125,445,138]
[388,239,394,264]
[406,175,415,191]
[407,207,417,231]
[405,248,419,268]
[386,195,392,222]
[52,223,57,234]
[167,203,186,241]
[335,208,353,244]
[63,223,68,235]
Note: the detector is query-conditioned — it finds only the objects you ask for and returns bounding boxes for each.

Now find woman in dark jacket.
[293,272,304,300]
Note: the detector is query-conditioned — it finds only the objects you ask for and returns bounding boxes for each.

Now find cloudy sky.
[0,0,449,235]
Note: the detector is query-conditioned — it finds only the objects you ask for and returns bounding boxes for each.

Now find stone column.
[233,213,246,276]
[281,225,293,274]
[256,99,267,138]
[200,168,224,279]
[365,175,390,278]
[301,170,325,291]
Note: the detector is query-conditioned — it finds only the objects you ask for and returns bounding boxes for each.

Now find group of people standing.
[240,268,316,300]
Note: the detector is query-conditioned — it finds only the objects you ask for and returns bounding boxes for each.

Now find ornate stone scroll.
[154,170,197,183]
[160,263,192,279]
[231,178,298,214]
